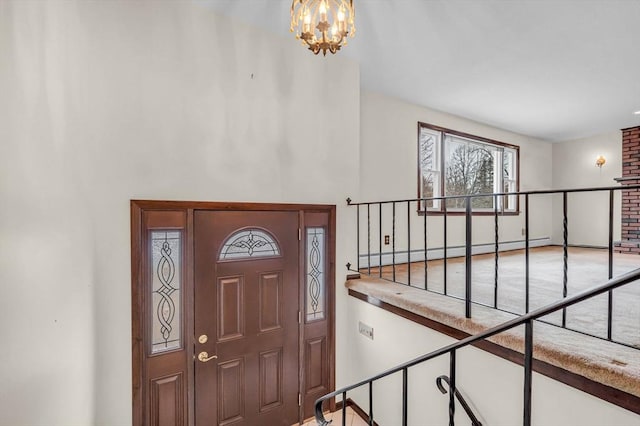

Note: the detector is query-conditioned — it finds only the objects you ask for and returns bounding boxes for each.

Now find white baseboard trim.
[358,238,551,268]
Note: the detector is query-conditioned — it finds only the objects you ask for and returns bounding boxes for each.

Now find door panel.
[194,210,299,426]
[259,272,282,332]
[217,276,244,341]
[150,373,184,426]
[218,359,244,425]
[259,348,283,411]
[305,337,327,393]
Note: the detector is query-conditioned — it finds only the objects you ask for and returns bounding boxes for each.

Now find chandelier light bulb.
[291,0,356,56]
[303,12,311,33]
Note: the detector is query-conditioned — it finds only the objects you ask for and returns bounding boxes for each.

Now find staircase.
[315,269,640,425]
[315,188,640,425]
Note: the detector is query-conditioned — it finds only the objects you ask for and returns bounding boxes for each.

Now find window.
[305,227,326,322]
[219,228,281,260]
[151,230,182,354]
[418,122,519,213]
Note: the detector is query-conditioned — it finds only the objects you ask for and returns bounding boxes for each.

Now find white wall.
[358,91,554,256]
[551,131,622,246]
[0,1,359,424]
[1,1,631,425]
[345,296,640,426]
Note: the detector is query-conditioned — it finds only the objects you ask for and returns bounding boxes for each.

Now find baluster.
[525,194,530,313]
[444,199,448,294]
[357,204,360,271]
[424,200,428,290]
[393,202,396,282]
[562,192,568,328]
[523,320,533,426]
[494,194,499,309]
[342,391,347,425]
[379,203,383,278]
[367,204,371,276]
[465,196,472,318]
[407,201,411,286]
[369,381,374,426]
[402,368,408,426]
[449,351,456,426]
[608,189,614,340]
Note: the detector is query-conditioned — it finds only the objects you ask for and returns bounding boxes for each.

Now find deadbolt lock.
[198,334,208,344]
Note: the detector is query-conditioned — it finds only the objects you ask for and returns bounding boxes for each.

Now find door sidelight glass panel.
[306,227,325,322]
[151,230,182,354]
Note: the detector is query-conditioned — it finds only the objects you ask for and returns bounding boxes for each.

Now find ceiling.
[200,0,640,142]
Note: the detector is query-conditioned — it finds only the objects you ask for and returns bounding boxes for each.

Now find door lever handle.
[197,351,218,363]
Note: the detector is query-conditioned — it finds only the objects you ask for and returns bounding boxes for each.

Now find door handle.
[197,351,218,363]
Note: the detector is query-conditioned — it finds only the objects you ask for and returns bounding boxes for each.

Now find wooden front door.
[131,201,335,426]
[194,210,300,425]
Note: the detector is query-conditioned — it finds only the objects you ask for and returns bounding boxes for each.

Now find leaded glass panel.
[151,231,182,354]
[219,229,280,260]
[306,227,325,322]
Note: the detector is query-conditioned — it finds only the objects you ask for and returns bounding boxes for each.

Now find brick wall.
[615,126,640,253]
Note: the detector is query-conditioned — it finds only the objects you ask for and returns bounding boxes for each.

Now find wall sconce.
[595,155,606,168]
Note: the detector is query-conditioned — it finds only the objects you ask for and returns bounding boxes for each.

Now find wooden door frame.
[131,200,336,425]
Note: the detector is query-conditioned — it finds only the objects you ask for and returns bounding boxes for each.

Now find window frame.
[417,122,520,215]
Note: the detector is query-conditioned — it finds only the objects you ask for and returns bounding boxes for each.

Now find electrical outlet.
[384,235,390,245]
[521,228,526,236]
[359,321,374,340]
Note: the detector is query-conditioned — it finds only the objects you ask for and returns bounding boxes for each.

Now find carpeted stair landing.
[346,276,640,405]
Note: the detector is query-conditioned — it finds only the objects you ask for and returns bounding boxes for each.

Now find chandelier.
[290,0,356,56]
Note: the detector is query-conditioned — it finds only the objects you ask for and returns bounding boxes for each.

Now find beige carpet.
[351,246,640,398]
[366,246,640,348]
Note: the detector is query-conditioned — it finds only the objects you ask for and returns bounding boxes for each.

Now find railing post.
[525,194,530,313]
[402,367,408,426]
[465,196,472,318]
[608,189,614,340]
[449,350,456,426]
[562,192,568,327]
[379,203,383,278]
[523,320,533,426]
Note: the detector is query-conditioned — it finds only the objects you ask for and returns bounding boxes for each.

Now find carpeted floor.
[350,246,640,399]
[365,246,640,348]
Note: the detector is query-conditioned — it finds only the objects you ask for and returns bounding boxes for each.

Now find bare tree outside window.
[445,142,494,209]
[417,122,519,213]
[419,131,439,209]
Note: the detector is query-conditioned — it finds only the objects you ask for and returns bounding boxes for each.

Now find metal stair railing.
[436,375,482,426]
[347,184,640,350]
[314,268,640,426]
